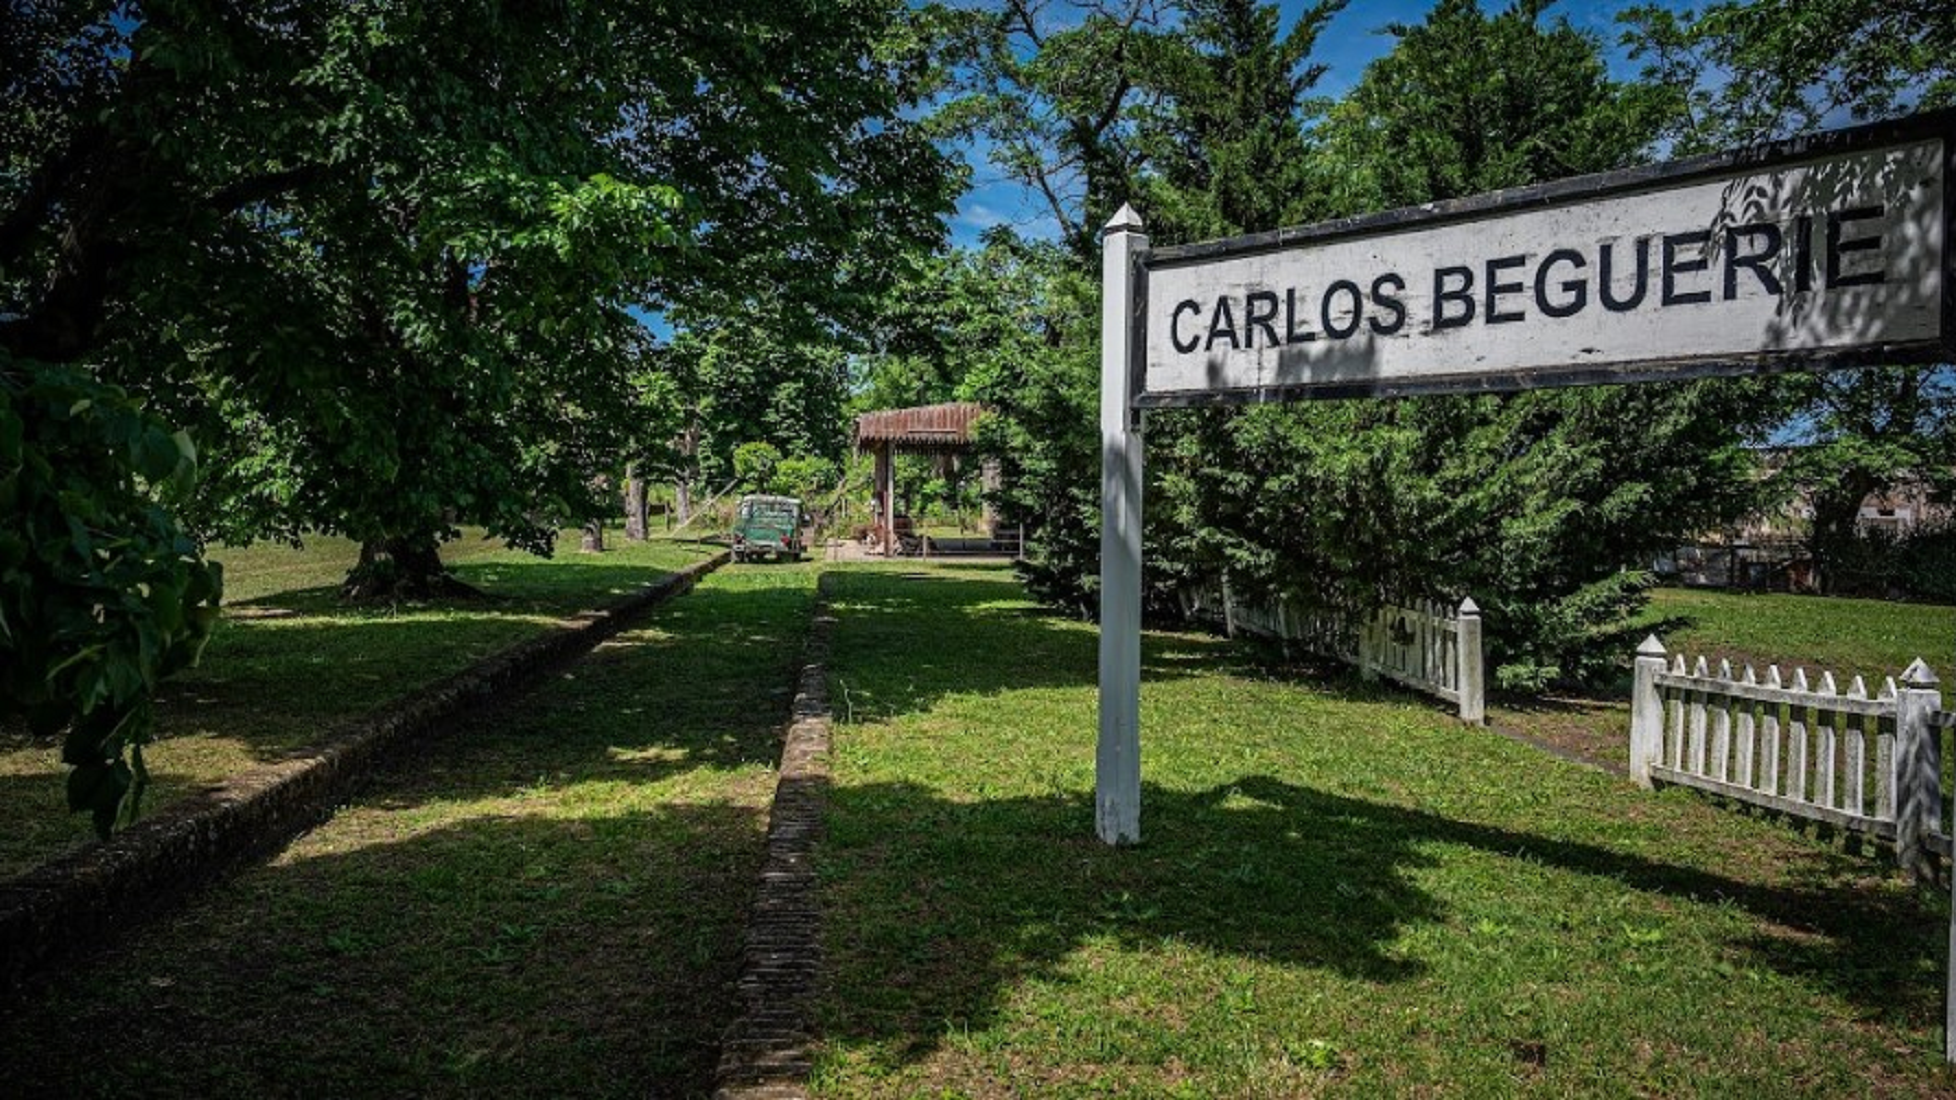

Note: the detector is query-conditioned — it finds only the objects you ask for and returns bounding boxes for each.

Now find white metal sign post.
[1095,110,1955,847]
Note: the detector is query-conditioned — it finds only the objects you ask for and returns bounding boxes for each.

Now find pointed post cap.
[1104,203,1145,233]
[1903,658,1938,687]
[1456,596,1479,616]
[1637,634,1666,657]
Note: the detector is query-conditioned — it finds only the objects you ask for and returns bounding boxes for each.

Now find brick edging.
[715,572,837,1100]
[0,550,728,994]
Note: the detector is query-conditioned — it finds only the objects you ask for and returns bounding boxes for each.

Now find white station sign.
[1138,127,1951,405]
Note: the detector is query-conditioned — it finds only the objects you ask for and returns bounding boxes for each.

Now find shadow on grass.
[816,568,1944,1080]
[820,775,1943,1070]
[0,805,765,1099]
[0,570,817,1098]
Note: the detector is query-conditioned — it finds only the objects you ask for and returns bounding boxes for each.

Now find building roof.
[853,402,987,452]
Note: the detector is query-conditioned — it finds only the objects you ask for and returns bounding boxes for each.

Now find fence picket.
[1669,656,1687,769]
[1846,676,1868,817]
[1877,677,1898,821]
[1762,666,1783,796]
[1789,669,1810,802]
[1712,659,1734,781]
[1736,664,1758,788]
[1817,671,1839,809]
[1689,657,1710,776]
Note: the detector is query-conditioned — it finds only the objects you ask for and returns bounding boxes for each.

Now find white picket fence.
[1629,637,1945,873]
[1183,581,1485,723]
[1628,637,1956,1062]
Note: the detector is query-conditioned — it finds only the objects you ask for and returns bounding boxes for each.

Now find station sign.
[1137,114,1953,406]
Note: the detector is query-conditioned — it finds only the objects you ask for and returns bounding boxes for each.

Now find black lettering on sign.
[1432,266,1475,330]
[1535,248,1587,318]
[1662,230,1712,306]
[1485,254,1527,324]
[1723,223,1783,299]
[1793,213,1814,293]
[1369,273,1407,335]
[1170,300,1202,354]
[1285,287,1317,343]
[1322,280,1364,339]
[1205,297,1239,352]
[1244,290,1281,349]
[1599,238,1648,312]
[1827,205,1886,288]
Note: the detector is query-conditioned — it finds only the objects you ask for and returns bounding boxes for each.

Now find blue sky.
[946,0,1695,247]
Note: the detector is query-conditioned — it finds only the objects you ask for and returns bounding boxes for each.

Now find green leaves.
[2,361,222,838]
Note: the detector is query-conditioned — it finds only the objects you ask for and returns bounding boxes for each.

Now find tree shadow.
[818,775,1944,1074]
[0,569,819,1098]
[0,806,764,1099]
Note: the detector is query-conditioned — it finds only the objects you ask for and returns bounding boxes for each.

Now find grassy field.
[0,562,817,1097]
[1640,587,1954,685]
[811,565,1954,1097]
[0,531,718,878]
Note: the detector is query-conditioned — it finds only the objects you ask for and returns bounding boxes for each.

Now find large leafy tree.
[3,0,952,830]
[1624,0,1956,592]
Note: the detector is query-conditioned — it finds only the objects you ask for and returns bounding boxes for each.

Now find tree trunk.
[624,465,649,541]
[581,519,604,553]
[1808,472,1881,595]
[342,535,478,601]
[675,476,693,525]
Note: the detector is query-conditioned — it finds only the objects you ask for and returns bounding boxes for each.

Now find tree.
[1623,0,1956,592]
[1157,0,1769,687]
[3,0,953,830]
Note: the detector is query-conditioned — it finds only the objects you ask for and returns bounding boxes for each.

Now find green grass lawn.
[0,531,718,878]
[0,563,818,1097]
[811,565,1955,1097]
[1641,587,1955,685]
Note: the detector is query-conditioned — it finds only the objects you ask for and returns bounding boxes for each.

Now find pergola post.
[873,443,894,555]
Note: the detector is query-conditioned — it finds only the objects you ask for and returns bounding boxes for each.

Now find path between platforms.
[714,572,837,1100]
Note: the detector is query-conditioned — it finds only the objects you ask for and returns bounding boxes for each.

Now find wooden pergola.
[852,402,993,555]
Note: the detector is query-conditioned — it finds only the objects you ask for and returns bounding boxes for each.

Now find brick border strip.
[0,550,728,993]
[716,572,837,1099]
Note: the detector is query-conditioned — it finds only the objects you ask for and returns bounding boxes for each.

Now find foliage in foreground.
[0,363,222,835]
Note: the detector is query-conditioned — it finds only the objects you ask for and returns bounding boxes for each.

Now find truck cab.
[731,495,806,563]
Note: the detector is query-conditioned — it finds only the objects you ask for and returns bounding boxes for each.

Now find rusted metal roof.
[853,402,987,451]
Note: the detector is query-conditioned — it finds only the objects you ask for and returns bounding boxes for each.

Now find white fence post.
[1895,658,1942,883]
[1629,635,1668,789]
[1456,597,1484,724]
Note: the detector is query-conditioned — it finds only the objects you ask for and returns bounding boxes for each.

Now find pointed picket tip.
[1847,674,1868,700]
[1718,658,1734,681]
[1818,670,1838,695]
[1880,676,1899,701]
[1792,667,1810,692]
[1741,663,1758,685]
[1692,655,1709,678]
[1767,664,1784,688]
[1903,658,1938,687]
[1672,654,1688,675]
[1104,203,1145,233]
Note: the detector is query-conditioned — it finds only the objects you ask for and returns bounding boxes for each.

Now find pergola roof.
[853,402,987,453]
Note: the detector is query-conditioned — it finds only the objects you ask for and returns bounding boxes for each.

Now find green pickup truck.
[731,495,806,563]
